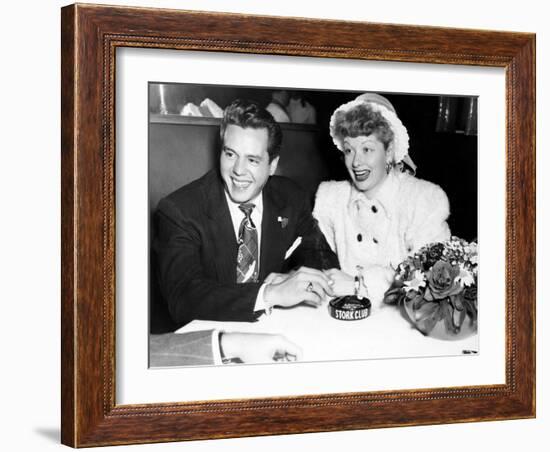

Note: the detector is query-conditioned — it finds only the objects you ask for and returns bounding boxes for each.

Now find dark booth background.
[149,83,478,333]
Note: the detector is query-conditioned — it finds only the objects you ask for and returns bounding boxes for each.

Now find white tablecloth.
[176,299,478,363]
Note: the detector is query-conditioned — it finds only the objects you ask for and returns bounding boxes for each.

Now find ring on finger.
[306,281,314,292]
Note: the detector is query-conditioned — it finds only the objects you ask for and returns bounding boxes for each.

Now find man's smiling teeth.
[232,179,252,189]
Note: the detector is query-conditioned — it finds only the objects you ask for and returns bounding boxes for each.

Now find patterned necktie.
[236,203,258,283]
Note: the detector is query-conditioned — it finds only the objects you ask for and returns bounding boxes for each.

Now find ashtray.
[329,295,371,321]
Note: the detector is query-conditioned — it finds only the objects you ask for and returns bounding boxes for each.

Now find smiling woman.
[313,93,451,303]
[335,99,395,195]
[341,135,388,195]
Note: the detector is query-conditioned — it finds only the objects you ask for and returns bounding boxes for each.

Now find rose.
[424,242,445,270]
[425,260,462,300]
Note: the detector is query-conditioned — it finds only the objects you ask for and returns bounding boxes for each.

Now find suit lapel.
[205,172,238,283]
[205,172,290,283]
[260,179,289,279]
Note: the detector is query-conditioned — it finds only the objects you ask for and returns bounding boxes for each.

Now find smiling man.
[153,99,339,328]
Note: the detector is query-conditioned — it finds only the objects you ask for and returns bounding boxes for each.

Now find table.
[176,298,478,364]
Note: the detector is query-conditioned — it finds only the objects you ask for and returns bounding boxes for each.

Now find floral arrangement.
[384,237,478,337]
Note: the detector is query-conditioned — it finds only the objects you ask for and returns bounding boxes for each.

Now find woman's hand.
[326,265,396,302]
[323,268,355,296]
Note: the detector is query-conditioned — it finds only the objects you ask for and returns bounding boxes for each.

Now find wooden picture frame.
[61,3,535,447]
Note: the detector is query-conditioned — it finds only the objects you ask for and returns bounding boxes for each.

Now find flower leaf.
[450,294,465,312]
[414,301,441,335]
[442,299,459,334]
[456,306,467,330]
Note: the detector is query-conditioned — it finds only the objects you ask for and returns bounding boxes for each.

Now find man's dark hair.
[220,99,282,161]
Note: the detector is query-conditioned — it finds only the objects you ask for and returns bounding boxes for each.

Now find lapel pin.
[277,216,288,228]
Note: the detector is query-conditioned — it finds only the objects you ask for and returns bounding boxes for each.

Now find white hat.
[329,93,416,173]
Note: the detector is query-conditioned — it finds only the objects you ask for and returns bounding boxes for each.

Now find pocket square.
[284,237,302,260]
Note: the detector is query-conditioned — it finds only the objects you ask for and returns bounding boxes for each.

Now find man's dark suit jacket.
[153,169,338,328]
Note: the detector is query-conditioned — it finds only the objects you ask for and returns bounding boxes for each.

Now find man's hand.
[264,266,335,308]
[220,332,303,363]
[263,272,288,285]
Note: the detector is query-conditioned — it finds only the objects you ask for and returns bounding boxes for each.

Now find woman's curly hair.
[332,103,394,150]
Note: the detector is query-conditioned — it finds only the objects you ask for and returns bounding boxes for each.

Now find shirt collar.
[348,171,399,219]
[224,189,264,218]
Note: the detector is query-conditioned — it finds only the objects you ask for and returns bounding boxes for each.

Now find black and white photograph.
[2,0,544,449]
[148,83,479,367]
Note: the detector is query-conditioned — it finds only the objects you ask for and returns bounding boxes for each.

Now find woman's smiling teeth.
[353,169,371,182]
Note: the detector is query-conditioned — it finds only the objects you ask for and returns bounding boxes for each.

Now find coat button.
[357,233,363,242]
[371,205,378,213]
[373,237,378,244]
